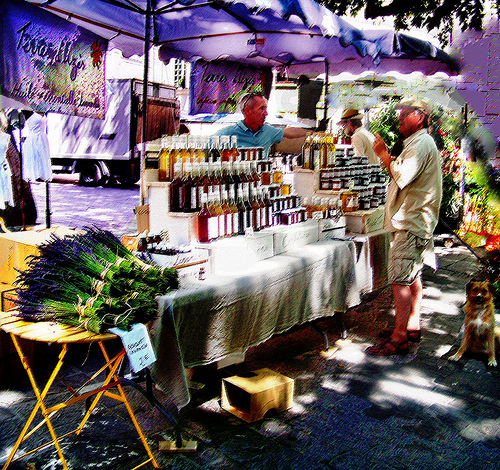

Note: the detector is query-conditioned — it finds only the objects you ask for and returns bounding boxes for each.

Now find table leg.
[96,341,160,469]
[2,335,70,470]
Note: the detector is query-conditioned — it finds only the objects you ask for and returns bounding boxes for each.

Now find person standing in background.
[338,109,378,164]
[367,98,442,356]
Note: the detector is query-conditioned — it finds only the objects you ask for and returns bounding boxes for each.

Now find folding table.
[0,311,160,470]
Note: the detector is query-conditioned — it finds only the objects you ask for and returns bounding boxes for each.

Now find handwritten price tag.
[109,323,156,373]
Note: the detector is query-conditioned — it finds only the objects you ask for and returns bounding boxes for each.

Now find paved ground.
[2,181,500,469]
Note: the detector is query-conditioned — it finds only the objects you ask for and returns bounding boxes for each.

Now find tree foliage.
[322,0,498,46]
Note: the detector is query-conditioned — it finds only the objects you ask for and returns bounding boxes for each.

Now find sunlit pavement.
[2,182,500,468]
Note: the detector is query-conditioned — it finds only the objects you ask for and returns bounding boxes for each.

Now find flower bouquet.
[13,227,178,333]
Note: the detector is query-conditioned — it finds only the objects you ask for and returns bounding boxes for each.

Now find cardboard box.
[345,206,384,234]
[134,205,150,233]
[221,368,294,422]
[0,227,78,285]
[270,220,320,255]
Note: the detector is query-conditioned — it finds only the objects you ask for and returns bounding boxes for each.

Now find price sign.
[109,323,156,373]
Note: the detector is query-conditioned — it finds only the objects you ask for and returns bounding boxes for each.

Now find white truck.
[47,78,179,186]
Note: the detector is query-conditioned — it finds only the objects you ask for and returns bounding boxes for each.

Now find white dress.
[0,132,14,210]
[22,113,52,182]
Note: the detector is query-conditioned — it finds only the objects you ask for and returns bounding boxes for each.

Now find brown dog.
[450,279,500,366]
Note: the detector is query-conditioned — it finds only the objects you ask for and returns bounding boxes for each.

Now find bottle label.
[218,215,225,237]
[191,187,198,210]
[232,213,238,233]
[226,213,232,234]
[208,216,218,240]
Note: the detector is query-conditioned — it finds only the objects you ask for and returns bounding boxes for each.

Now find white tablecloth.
[150,239,360,408]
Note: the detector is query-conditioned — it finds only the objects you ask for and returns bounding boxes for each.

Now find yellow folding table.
[0,311,160,470]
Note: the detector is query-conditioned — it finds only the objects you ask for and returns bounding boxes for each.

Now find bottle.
[180,161,197,212]
[228,194,239,236]
[244,187,253,232]
[302,133,312,169]
[207,194,219,240]
[230,135,240,161]
[221,189,232,237]
[210,135,221,162]
[220,135,232,162]
[250,160,260,191]
[197,193,212,243]
[168,136,180,182]
[192,161,202,212]
[158,136,171,181]
[232,159,242,196]
[240,161,251,201]
[263,188,273,228]
[250,187,261,231]
[178,134,191,165]
[310,134,320,171]
[236,188,246,235]
[169,158,183,212]
[257,188,266,230]
[214,192,225,238]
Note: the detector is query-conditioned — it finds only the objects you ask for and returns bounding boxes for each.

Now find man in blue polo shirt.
[216,93,312,158]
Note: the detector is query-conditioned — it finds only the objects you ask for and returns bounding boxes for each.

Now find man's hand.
[373,133,388,157]
[372,133,393,177]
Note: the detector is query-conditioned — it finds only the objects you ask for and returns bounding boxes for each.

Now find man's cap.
[338,109,363,124]
[395,98,431,116]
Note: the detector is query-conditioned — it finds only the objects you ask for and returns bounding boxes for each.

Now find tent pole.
[140,0,152,206]
[323,60,329,123]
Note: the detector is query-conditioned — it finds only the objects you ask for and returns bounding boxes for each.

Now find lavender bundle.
[13,227,178,333]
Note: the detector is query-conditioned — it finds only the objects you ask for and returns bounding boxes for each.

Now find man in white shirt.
[367,98,442,356]
[338,109,378,164]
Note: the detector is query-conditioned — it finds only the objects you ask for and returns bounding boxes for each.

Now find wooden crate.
[221,368,294,422]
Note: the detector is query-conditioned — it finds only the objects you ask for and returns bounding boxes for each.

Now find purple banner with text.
[0,0,107,118]
[189,60,272,115]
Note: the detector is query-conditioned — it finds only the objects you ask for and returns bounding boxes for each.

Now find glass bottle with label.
[197,193,211,243]
[169,158,183,212]
[180,161,196,212]
[302,133,312,169]
[230,135,240,161]
[158,135,171,181]
[236,188,246,235]
[210,135,221,162]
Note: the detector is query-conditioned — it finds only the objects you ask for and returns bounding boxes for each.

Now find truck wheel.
[116,173,140,188]
[79,162,103,186]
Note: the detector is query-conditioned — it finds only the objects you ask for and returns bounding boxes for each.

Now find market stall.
[10,0,458,396]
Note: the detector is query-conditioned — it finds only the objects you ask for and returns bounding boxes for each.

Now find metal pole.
[140,0,152,206]
[45,181,51,228]
[323,60,329,124]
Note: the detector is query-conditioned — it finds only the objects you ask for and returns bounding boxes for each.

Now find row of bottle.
[301,132,342,171]
[196,188,274,243]
[156,134,271,182]
[169,158,285,213]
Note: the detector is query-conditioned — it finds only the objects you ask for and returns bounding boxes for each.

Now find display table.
[0,311,160,470]
[151,240,360,386]
[351,230,390,296]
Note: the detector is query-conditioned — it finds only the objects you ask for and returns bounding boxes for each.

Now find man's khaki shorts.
[388,230,430,285]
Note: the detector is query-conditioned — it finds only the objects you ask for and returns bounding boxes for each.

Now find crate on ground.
[221,368,294,422]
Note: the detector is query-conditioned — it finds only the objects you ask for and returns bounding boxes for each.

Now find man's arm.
[283,126,310,139]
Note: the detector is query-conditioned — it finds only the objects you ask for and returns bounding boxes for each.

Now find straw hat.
[338,109,364,124]
[395,98,431,116]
